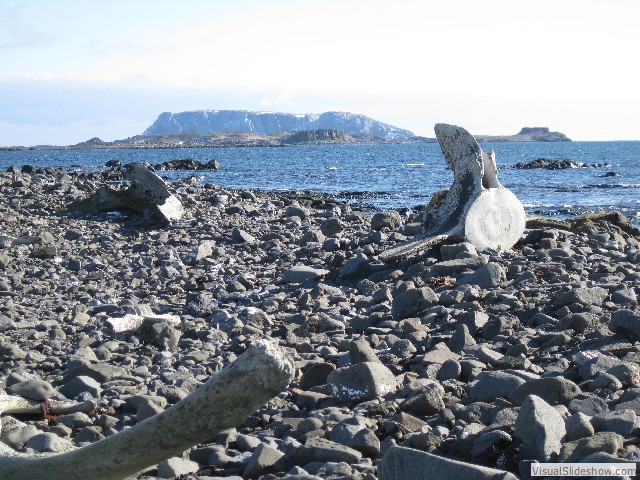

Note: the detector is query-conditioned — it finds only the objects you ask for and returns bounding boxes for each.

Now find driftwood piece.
[0,397,96,416]
[380,124,526,261]
[73,162,184,222]
[0,340,294,480]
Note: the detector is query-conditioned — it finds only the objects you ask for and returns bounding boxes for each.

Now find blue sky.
[1,0,639,145]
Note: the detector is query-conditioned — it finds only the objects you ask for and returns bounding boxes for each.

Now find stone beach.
[1,164,640,479]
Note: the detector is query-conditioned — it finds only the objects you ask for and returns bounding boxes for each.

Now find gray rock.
[514,394,566,462]
[8,378,56,401]
[450,402,496,424]
[300,362,335,390]
[458,263,505,288]
[432,256,488,276]
[400,382,446,416]
[57,412,93,429]
[73,426,104,446]
[468,371,526,402]
[466,345,504,365]
[565,412,595,441]
[579,354,623,380]
[554,287,608,307]
[509,377,581,406]
[447,323,476,353]
[195,239,216,261]
[25,432,73,453]
[349,338,382,364]
[283,265,330,283]
[320,217,342,236]
[371,210,402,231]
[611,288,637,304]
[236,433,262,452]
[330,417,380,457]
[391,287,438,320]
[136,399,164,422]
[285,204,310,218]
[589,372,623,391]
[422,342,459,365]
[591,409,636,435]
[1,419,39,450]
[559,432,623,462]
[0,314,16,332]
[231,227,256,243]
[243,443,284,478]
[459,359,486,381]
[440,242,477,261]
[340,253,371,278]
[185,293,219,317]
[327,362,397,402]
[609,310,640,339]
[437,359,462,381]
[569,395,609,416]
[379,445,518,480]
[294,437,362,466]
[156,457,200,478]
[472,430,512,459]
[558,312,594,333]
[390,339,417,358]
[608,362,640,386]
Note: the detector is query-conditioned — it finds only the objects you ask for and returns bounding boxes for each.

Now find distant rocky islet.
[54,110,570,150]
[1,160,640,479]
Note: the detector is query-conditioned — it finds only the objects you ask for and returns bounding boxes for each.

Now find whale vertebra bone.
[380,123,525,261]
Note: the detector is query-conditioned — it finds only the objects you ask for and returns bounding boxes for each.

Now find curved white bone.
[0,340,294,480]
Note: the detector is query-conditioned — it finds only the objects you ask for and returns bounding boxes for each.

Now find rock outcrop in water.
[143,110,415,140]
[514,158,611,170]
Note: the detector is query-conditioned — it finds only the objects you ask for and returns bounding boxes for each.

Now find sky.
[1,0,639,146]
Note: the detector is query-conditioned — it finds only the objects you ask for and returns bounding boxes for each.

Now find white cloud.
[1,0,639,143]
[86,36,151,55]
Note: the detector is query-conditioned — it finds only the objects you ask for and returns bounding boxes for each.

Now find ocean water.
[1,141,639,223]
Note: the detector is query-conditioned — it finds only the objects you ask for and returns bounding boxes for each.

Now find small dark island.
[476,127,571,142]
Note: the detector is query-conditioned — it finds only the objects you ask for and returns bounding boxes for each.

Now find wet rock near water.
[513,158,611,170]
[1,165,640,479]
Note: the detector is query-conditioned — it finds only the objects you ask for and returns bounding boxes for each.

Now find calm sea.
[1,142,639,223]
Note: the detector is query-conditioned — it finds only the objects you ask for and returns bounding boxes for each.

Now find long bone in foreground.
[380,123,526,261]
[0,340,294,480]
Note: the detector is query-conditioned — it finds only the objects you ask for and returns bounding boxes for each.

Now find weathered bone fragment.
[73,162,184,222]
[380,123,525,261]
[0,340,294,480]
[105,313,181,333]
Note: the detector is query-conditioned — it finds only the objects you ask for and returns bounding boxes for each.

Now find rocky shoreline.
[1,166,640,479]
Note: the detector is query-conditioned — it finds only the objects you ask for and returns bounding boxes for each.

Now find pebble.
[283,265,330,283]
[565,412,595,441]
[391,287,438,320]
[514,394,566,462]
[468,371,526,402]
[509,377,581,406]
[156,457,200,478]
[0,167,639,478]
[327,362,397,402]
[8,378,57,401]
